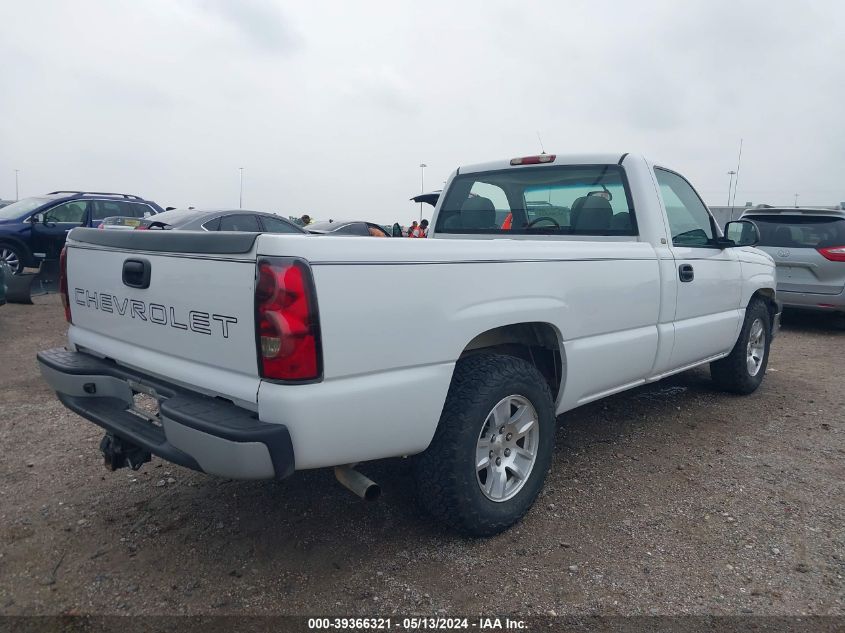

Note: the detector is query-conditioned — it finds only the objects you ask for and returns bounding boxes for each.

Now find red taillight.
[510,154,556,166]
[818,246,845,262]
[255,258,321,381]
[59,246,72,323]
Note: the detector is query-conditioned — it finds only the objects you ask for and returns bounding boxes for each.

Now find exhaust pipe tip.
[362,482,381,502]
[334,465,381,501]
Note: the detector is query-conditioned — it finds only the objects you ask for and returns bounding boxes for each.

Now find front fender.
[738,249,776,307]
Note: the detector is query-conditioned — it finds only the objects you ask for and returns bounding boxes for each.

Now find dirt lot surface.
[1,294,843,617]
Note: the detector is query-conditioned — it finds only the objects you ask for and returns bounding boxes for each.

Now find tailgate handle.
[122,258,151,289]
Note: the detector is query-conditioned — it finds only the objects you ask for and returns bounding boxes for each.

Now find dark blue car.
[0,191,163,273]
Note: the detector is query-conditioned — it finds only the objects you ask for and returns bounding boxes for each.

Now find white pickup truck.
[38,153,779,536]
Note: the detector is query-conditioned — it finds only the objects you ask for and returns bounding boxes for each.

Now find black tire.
[0,242,26,274]
[414,353,556,536]
[710,298,772,395]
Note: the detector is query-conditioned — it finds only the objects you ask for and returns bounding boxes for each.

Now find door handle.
[678,263,694,282]
[122,258,151,289]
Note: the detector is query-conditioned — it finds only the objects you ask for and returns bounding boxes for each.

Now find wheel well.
[459,322,564,400]
[751,289,778,328]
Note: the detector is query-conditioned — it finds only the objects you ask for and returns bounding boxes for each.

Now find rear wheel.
[710,298,772,394]
[414,354,556,536]
[0,243,25,274]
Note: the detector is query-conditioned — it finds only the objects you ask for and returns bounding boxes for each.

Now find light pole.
[794,193,799,208]
[726,170,736,207]
[238,167,244,209]
[15,169,19,201]
[419,163,427,222]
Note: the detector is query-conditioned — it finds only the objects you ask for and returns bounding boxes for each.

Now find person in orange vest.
[501,213,513,230]
[407,220,418,237]
[411,219,428,238]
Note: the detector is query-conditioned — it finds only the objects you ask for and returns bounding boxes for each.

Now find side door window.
[44,201,89,224]
[127,203,154,218]
[34,201,89,259]
[91,200,130,223]
[654,169,715,247]
[259,215,302,234]
[218,214,261,232]
[202,217,221,231]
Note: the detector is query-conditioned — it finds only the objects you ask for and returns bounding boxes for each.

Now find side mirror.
[30,213,44,224]
[724,219,759,247]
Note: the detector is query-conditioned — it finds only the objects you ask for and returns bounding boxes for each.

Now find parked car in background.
[411,191,442,207]
[0,191,163,273]
[135,209,307,234]
[306,220,390,236]
[0,261,8,306]
[740,207,845,316]
[98,216,149,230]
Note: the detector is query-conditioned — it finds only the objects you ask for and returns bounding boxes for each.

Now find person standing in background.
[410,219,428,238]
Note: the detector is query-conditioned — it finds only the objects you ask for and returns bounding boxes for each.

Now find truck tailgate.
[64,229,260,405]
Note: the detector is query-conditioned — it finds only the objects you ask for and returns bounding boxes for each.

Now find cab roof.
[457,152,630,175]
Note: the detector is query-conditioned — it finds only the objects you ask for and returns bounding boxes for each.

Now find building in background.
[708,203,755,229]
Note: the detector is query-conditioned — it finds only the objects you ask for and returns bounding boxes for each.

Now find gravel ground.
[0,294,843,617]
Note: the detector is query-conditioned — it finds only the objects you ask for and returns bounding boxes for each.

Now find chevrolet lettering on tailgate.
[73,287,238,338]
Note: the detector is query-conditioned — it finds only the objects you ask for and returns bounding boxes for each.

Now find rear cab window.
[435,164,637,236]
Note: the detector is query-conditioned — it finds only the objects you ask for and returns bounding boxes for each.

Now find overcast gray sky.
[1,0,843,222]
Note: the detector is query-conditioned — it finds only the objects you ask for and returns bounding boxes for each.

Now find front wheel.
[0,243,25,274]
[414,354,556,536]
[710,298,772,394]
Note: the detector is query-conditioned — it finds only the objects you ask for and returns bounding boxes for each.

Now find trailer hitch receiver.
[99,433,151,472]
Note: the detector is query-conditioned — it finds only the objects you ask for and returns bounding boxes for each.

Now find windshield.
[435,165,636,235]
[0,197,49,220]
[750,214,845,248]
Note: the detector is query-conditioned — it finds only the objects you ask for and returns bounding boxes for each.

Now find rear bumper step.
[37,348,294,480]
